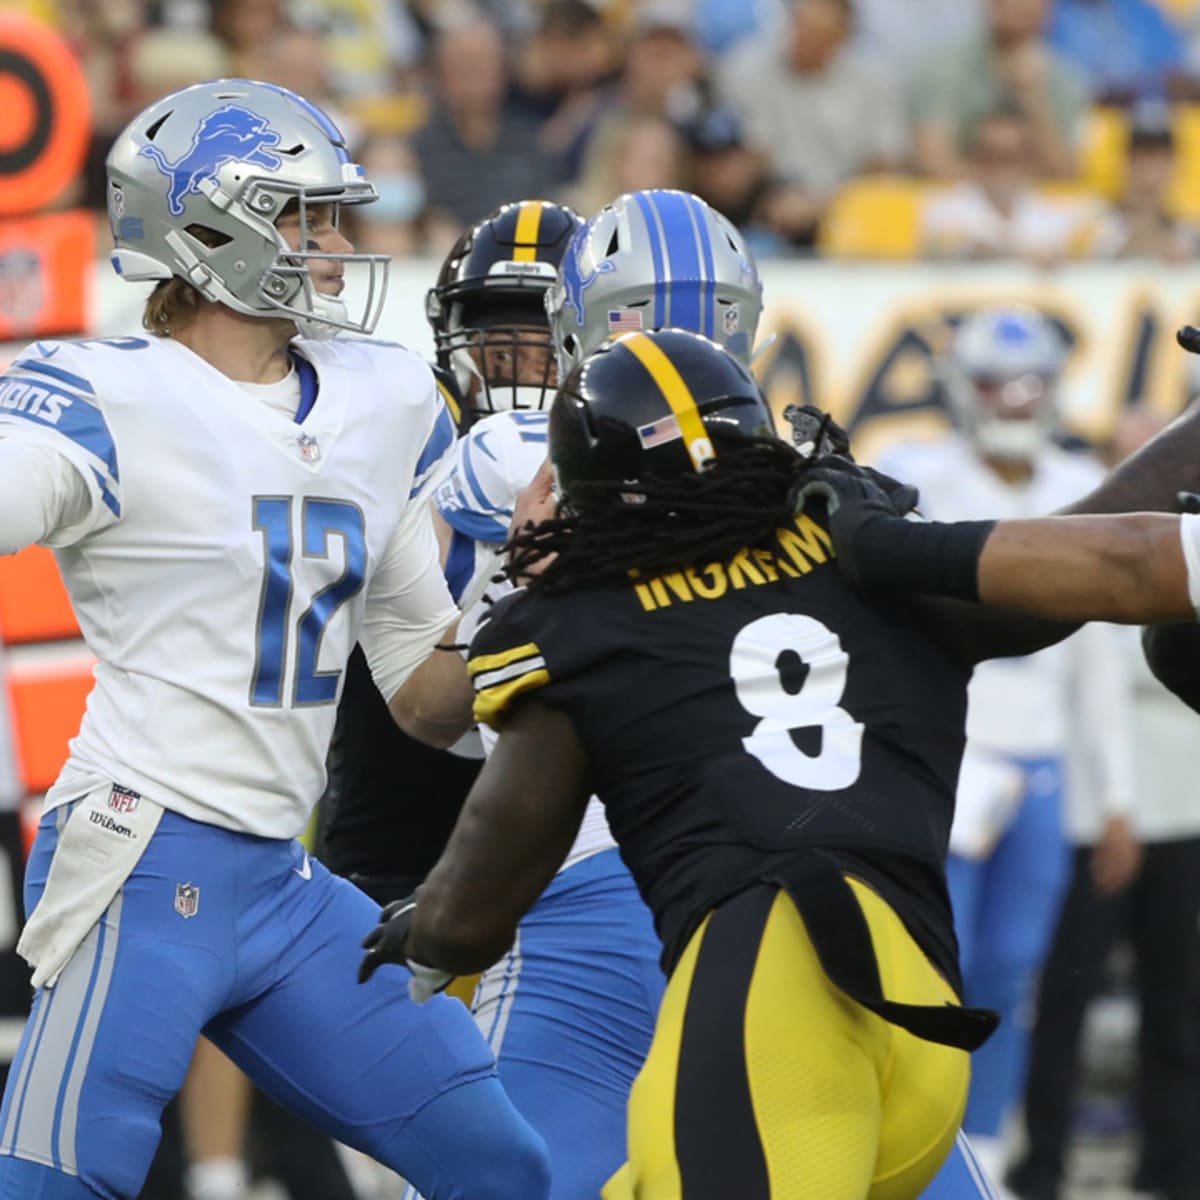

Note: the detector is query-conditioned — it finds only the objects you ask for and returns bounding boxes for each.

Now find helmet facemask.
[430,291,559,414]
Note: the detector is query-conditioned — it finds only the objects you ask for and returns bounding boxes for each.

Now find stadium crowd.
[25,0,1200,263]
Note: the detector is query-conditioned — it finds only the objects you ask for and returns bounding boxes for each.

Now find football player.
[407,189,764,1200]
[508,187,1004,1200]
[0,80,548,1200]
[363,329,1012,1199]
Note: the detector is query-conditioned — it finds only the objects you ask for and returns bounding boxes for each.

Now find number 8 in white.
[729,613,864,790]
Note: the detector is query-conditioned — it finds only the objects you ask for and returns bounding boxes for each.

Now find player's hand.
[1090,815,1142,897]
[782,404,851,460]
[358,894,454,1002]
[792,458,920,588]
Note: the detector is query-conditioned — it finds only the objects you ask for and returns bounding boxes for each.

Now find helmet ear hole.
[604,230,620,258]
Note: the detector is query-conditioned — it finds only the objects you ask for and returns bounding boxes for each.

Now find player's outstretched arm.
[972,514,1193,623]
[808,464,1196,623]
[398,702,590,977]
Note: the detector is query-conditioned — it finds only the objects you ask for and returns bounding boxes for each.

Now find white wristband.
[1179,514,1200,619]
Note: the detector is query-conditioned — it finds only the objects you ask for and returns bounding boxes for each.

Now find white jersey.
[437,409,617,869]
[0,335,458,838]
[877,434,1134,849]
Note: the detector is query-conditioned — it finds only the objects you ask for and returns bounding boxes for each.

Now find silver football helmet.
[106,79,388,339]
[547,189,763,373]
[945,306,1066,462]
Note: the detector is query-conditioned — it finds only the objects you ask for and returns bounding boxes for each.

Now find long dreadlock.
[505,435,826,594]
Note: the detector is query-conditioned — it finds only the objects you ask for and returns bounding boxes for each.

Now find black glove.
[794,457,992,599]
[1177,325,1200,355]
[793,458,919,588]
[782,404,851,460]
[358,894,454,1001]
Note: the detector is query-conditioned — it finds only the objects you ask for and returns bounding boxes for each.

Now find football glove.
[782,404,852,461]
[358,893,454,1003]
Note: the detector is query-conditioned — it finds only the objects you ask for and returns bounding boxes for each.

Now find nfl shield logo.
[108,784,141,814]
[174,882,200,919]
[723,303,740,335]
[296,433,320,464]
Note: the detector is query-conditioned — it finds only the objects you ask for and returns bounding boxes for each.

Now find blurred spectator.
[290,0,425,96]
[609,1,705,124]
[59,0,151,209]
[571,113,689,216]
[714,0,908,248]
[1093,102,1200,261]
[853,0,985,85]
[551,1,703,216]
[693,0,787,56]
[680,106,790,257]
[1048,0,1187,105]
[910,0,1089,179]
[512,0,619,179]
[920,108,1103,262]
[255,24,362,151]
[126,28,229,111]
[349,133,425,259]
[413,12,564,248]
[210,0,288,79]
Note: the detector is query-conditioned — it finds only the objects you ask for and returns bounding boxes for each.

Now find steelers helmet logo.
[0,13,90,216]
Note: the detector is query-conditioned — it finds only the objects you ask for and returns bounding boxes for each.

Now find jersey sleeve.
[434,413,538,545]
[0,345,123,543]
[360,497,460,702]
[408,372,458,503]
[467,594,553,728]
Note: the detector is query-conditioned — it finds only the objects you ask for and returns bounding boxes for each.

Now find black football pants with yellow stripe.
[604,879,969,1200]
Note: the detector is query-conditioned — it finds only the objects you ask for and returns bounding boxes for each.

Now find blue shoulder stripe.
[409,402,457,499]
[439,506,509,545]
[90,469,121,518]
[444,529,476,602]
[15,359,96,395]
[460,436,503,513]
[0,378,118,481]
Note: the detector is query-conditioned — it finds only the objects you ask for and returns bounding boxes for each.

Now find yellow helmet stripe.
[436,379,462,427]
[513,201,544,262]
[621,333,715,471]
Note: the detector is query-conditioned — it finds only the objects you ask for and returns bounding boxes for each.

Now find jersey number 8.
[730,613,864,790]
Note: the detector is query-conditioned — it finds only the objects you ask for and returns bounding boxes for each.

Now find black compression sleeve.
[845,516,997,601]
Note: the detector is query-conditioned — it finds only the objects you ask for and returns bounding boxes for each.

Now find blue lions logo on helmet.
[560,226,615,327]
[139,105,283,217]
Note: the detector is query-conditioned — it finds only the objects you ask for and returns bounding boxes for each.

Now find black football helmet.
[549,328,776,503]
[426,200,583,418]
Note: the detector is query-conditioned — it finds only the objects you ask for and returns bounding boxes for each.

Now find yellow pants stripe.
[606,879,969,1200]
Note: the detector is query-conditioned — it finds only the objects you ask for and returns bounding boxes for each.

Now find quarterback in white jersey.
[0,80,548,1200]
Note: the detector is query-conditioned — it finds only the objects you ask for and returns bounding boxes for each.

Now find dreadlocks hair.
[506,436,823,594]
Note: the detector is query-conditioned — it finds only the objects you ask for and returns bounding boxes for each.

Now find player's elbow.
[388,684,473,750]
[1105,516,1188,623]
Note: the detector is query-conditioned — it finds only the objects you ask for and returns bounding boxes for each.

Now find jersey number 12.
[251,496,366,707]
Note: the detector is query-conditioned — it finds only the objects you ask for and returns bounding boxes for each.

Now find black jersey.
[468,511,974,996]
[319,366,482,903]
